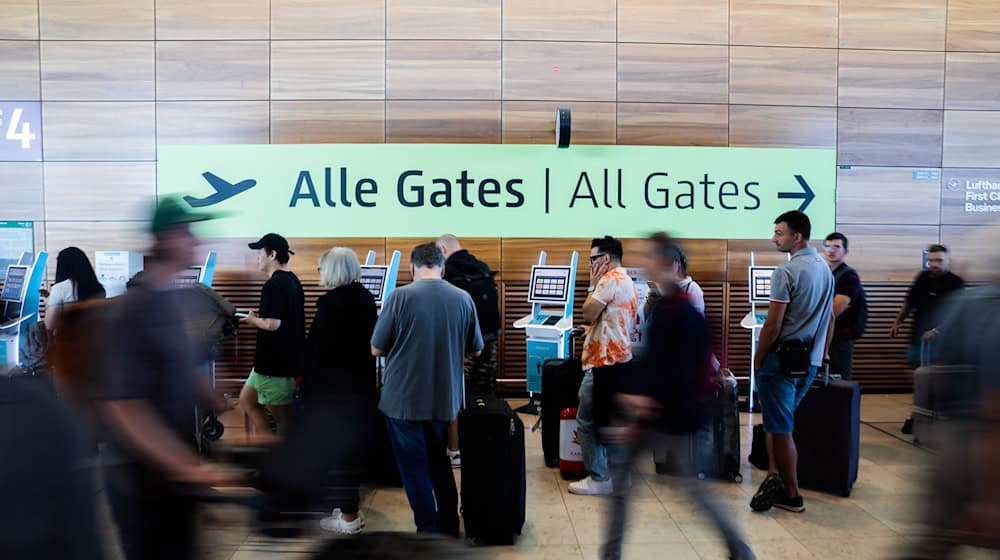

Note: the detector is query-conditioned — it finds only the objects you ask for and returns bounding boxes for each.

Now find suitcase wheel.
[733,474,743,483]
[697,472,706,481]
[203,417,225,441]
[841,489,851,498]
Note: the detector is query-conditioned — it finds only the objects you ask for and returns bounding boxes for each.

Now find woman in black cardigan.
[305,247,378,535]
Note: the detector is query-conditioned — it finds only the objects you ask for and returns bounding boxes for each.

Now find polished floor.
[142,395,992,559]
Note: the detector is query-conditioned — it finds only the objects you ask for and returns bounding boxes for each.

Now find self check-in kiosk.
[362,250,401,387]
[0,251,48,373]
[513,250,579,407]
[739,251,788,415]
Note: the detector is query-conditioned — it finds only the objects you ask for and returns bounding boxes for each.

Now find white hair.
[318,247,362,289]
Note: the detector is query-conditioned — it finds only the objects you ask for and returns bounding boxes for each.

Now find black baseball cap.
[248,233,294,255]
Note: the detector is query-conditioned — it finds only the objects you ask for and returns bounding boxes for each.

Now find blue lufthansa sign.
[0,102,41,161]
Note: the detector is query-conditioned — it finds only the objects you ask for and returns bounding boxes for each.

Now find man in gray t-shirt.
[371,242,483,536]
[750,211,834,516]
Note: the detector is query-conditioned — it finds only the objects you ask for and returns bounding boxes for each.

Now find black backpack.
[449,270,501,339]
[834,264,868,339]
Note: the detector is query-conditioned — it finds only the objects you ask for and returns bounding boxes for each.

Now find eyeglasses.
[589,253,608,264]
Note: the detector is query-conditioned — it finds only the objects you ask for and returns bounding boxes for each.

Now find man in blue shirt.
[371,242,483,536]
[750,211,834,514]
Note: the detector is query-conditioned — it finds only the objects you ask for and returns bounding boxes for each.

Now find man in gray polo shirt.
[371,242,483,536]
[750,210,834,514]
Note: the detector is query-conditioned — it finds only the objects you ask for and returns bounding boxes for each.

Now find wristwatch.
[587,286,595,293]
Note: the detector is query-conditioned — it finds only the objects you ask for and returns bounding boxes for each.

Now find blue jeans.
[577,370,609,481]
[384,418,459,536]
[756,352,817,434]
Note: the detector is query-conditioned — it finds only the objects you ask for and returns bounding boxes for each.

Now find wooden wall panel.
[387,41,501,100]
[270,101,385,144]
[503,0,616,42]
[617,103,728,147]
[156,101,269,146]
[729,106,837,149]
[385,101,501,143]
[729,46,838,107]
[39,0,153,40]
[946,0,1000,52]
[502,102,616,145]
[940,225,1000,282]
[0,0,38,40]
[838,0,947,50]
[838,50,945,110]
[45,222,151,261]
[0,41,39,100]
[271,41,385,100]
[501,238,590,281]
[271,0,385,39]
[155,0,268,40]
[730,0,839,48]
[836,166,941,225]
[44,163,156,221]
[387,0,500,39]
[940,168,1000,225]
[618,0,728,44]
[156,42,269,101]
[676,239,728,284]
[386,237,501,283]
[836,225,940,282]
[943,110,1000,168]
[41,42,154,101]
[838,108,944,166]
[43,102,155,161]
[0,163,43,220]
[618,44,728,104]
[726,240,790,283]
[503,42,616,102]
[945,53,1000,110]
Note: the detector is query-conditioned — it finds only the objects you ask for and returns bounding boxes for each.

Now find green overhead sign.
[158,144,835,239]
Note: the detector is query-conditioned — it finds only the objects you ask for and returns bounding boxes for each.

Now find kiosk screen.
[528,265,572,304]
[174,266,202,289]
[360,266,388,303]
[749,266,777,303]
[1,265,28,303]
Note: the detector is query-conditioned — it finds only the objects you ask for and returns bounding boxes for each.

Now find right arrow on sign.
[777,175,815,212]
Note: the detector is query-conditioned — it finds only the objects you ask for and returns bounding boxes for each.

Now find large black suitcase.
[458,396,526,545]
[656,370,742,482]
[749,378,861,497]
[541,357,583,468]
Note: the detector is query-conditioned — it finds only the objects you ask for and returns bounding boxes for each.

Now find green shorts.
[245,369,296,406]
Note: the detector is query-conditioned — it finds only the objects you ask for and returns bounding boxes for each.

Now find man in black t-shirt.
[823,233,865,380]
[891,244,964,434]
[239,233,305,438]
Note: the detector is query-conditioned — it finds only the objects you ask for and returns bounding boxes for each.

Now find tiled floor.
[141,395,988,559]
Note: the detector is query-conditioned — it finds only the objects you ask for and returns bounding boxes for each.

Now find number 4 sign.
[0,102,42,161]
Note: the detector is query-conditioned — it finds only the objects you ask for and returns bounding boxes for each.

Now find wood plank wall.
[2,0,999,393]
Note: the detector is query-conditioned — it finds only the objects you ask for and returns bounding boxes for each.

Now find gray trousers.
[602,430,750,560]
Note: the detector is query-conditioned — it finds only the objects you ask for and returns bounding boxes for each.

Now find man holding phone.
[568,236,639,497]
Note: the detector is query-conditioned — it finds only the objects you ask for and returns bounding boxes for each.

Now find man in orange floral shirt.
[568,236,639,496]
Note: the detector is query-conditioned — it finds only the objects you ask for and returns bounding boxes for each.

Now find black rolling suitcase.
[458,396,526,545]
[749,371,861,497]
[911,339,978,449]
[656,369,742,482]
[541,357,583,468]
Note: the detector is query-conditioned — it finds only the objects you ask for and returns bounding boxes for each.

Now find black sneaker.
[750,473,785,512]
[774,494,805,513]
[902,417,913,435]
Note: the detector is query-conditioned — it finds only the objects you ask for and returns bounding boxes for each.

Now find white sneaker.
[568,476,613,496]
[320,508,365,534]
[447,449,461,469]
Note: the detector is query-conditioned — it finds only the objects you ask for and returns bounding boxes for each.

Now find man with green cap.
[95,196,232,560]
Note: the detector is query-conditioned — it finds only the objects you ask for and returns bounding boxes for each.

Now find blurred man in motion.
[901,230,1000,558]
[94,197,231,560]
[602,233,754,560]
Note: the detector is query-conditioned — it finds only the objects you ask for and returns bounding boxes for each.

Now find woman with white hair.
[303,247,378,535]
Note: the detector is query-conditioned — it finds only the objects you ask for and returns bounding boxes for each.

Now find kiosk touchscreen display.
[749,266,777,303]
[529,266,572,304]
[360,266,388,303]
[1,265,28,303]
[174,267,202,289]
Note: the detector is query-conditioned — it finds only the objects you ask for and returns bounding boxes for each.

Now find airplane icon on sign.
[183,172,257,207]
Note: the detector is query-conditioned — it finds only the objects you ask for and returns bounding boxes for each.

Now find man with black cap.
[239,232,305,438]
[95,196,232,560]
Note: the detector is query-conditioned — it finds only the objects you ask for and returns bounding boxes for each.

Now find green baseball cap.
[150,195,222,233]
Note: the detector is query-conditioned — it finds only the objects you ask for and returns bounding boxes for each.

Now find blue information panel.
[0,102,41,161]
[0,221,33,274]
